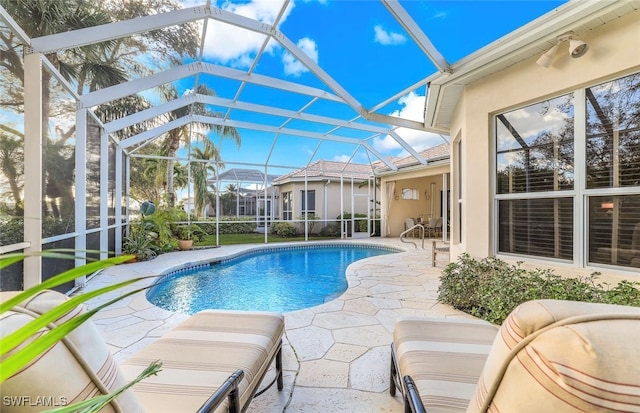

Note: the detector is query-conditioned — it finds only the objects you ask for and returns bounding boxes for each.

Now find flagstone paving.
[83,238,472,412]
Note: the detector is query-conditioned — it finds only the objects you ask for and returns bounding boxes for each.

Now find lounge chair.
[390,299,640,413]
[1,290,284,413]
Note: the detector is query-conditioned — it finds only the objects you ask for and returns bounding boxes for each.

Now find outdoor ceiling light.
[536,31,588,68]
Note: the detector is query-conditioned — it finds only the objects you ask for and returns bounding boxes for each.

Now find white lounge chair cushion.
[120,309,284,413]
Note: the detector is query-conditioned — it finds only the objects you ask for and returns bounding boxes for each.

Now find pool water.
[147,245,396,314]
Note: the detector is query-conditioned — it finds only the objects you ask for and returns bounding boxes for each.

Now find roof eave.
[423,0,640,130]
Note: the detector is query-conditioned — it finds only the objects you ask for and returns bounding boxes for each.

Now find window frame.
[492,71,640,271]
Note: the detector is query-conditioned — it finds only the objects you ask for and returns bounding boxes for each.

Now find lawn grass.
[195,233,339,246]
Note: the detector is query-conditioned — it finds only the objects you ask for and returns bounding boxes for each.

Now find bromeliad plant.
[0,251,162,412]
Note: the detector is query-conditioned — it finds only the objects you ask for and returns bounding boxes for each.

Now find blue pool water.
[147,245,397,314]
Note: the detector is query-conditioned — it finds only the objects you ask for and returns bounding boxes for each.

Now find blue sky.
[178,0,566,172]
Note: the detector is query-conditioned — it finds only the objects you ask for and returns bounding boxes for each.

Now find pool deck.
[83,237,474,412]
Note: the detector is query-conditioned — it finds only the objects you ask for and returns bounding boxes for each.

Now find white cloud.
[201,0,294,67]
[373,25,407,46]
[333,154,351,162]
[282,37,319,77]
[373,92,449,154]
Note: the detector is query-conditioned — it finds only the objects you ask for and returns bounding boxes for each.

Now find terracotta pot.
[177,239,193,251]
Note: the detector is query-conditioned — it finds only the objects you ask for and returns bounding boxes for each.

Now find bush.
[198,218,256,235]
[270,222,297,237]
[320,223,341,237]
[438,254,640,325]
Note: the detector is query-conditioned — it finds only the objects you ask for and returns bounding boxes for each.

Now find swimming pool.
[147,244,398,314]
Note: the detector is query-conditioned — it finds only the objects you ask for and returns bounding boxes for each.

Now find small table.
[432,240,449,267]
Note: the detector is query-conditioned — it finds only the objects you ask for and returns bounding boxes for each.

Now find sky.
[172,0,567,173]
[0,0,567,172]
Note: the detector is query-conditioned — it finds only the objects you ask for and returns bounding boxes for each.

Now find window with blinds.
[495,71,640,267]
[589,195,640,269]
[496,94,575,194]
[498,198,573,259]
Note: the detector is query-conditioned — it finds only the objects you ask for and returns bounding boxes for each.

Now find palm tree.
[221,183,239,216]
[190,143,220,217]
[162,85,241,208]
[0,0,200,216]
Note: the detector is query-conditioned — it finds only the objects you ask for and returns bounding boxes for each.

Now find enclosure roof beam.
[30,6,208,53]
[104,94,197,133]
[0,6,31,45]
[381,0,451,73]
[108,93,393,136]
[119,116,192,149]
[389,130,427,165]
[205,5,365,114]
[80,62,342,108]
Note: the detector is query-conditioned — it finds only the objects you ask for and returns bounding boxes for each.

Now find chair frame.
[197,339,283,413]
[389,343,426,413]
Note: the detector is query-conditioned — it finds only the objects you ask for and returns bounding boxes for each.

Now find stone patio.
[82,238,472,412]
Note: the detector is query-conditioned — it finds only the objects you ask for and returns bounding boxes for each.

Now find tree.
[161,85,241,208]
[0,0,200,218]
[190,143,220,217]
[0,133,24,213]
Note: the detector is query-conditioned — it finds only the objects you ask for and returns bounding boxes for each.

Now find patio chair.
[1,290,284,413]
[405,218,420,237]
[390,299,640,413]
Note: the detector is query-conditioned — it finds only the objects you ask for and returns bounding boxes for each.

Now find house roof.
[214,168,279,185]
[273,160,374,184]
[423,1,640,132]
[374,142,450,172]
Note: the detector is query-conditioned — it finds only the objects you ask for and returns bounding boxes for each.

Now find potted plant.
[122,232,157,261]
[175,223,204,251]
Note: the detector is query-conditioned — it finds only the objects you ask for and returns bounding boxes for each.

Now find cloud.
[201,0,294,67]
[282,37,319,77]
[373,25,407,46]
[373,92,449,155]
[432,11,448,20]
[333,154,351,162]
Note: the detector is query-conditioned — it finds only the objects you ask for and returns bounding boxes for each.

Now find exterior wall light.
[536,31,588,68]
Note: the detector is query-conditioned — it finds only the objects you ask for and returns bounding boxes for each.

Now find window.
[585,73,640,269]
[282,191,292,220]
[495,94,574,259]
[301,190,315,213]
[495,72,640,268]
[401,188,419,200]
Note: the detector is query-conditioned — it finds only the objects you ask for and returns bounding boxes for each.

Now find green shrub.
[270,222,297,237]
[320,223,341,237]
[198,218,256,235]
[438,254,640,325]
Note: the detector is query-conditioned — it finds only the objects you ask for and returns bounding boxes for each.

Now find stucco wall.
[380,162,449,236]
[450,9,640,281]
[276,179,374,225]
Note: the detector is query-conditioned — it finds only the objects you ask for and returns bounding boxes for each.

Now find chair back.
[1,290,144,413]
[467,300,640,413]
[404,218,415,229]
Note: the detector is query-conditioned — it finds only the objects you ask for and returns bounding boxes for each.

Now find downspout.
[324,180,331,230]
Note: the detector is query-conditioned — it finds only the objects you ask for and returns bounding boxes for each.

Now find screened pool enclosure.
[0,1,452,291]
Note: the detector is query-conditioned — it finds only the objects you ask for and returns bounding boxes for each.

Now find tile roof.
[273,160,374,183]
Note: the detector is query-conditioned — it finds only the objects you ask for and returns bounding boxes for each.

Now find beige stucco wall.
[276,179,375,231]
[449,9,640,282]
[380,162,449,236]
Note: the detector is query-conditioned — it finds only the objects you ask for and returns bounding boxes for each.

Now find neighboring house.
[377,143,451,237]
[272,160,378,234]
[420,3,640,277]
